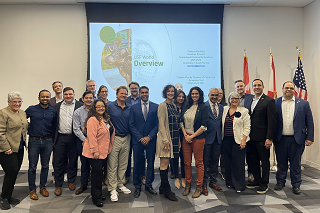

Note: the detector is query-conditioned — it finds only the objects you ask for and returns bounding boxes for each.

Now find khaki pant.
[107,134,131,191]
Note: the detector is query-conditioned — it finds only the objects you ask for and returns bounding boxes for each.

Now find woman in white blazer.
[222,92,250,193]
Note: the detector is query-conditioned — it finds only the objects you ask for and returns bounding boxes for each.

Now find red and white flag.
[293,54,308,100]
[243,56,251,94]
[267,54,277,99]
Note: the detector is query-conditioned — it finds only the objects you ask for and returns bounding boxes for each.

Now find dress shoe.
[183,183,191,196]
[68,183,76,191]
[75,185,87,195]
[292,186,301,195]
[134,188,141,198]
[145,187,157,195]
[209,183,222,192]
[174,178,181,189]
[246,182,259,189]
[192,185,202,198]
[124,176,130,185]
[93,201,103,207]
[181,178,186,188]
[141,176,146,185]
[202,186,208,196]
[30,190,39,200]
[8,197,20,205]
[54,187,62,196]
[40,188,49,197]
[0,197,10,210]
[274,183,285,191]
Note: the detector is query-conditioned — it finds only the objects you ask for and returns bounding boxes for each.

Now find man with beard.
[26,90,57,200]
[73,91,94,195]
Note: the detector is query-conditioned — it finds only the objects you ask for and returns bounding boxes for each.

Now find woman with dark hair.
[222,92,250,193]
[169,90,186,189]
[82,99,115,207]
[155,84,179,201]
[97,85,109,103]
[0,91,28,210]
[181,86,208,198]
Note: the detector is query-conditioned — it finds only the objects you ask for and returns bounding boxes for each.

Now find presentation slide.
[89,23,221,103]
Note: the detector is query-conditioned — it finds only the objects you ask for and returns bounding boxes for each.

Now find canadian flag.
[243,56,251,94]
[267,54,277,99]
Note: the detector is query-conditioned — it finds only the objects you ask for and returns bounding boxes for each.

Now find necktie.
[212,103,217,119]
[143,102,148,120]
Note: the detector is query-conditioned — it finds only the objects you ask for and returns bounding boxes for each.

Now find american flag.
[293,54,308,100]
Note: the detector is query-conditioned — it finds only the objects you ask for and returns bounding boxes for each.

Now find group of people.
[0,78,314,210]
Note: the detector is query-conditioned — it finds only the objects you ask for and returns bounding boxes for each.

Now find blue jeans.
[28,137,53,191]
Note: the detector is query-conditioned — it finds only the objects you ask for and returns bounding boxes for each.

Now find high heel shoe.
[175,178,181,189]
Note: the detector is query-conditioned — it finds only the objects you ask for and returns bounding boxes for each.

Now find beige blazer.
[222,106,251,144]
[156,102,174,158]
[0,107,28,152]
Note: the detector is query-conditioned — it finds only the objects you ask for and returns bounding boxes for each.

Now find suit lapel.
[251,94,265,115]
[293,98,300,120]
[277,98,283,123]
[206,101,214,118]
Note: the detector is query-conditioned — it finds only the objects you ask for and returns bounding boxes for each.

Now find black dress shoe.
[93,201,103,207]
[145,187,158,195]
[134,188,141,198]
[8,197,20,205]
[292,186,301,195]
[274,183,285,191]
[101,195,106,201]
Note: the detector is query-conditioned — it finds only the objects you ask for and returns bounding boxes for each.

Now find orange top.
[82,116,115,159]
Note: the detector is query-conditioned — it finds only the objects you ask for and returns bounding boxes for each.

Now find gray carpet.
[2,165,320,213]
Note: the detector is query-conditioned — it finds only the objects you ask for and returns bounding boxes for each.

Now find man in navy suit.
[235,80,254,182]
[129,86,159,198]
[246,79,277,194]
[273,81,314,195]
[202,88,224,195]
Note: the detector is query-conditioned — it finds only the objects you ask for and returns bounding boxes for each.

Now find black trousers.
[247,140,270,187]
[53,134,78,187]
[203,137,221,186]
[223,136,246,191]
[0,149,24,199]
[88,158,106,203]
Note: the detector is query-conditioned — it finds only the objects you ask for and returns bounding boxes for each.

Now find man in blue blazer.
[202,88,224,195]
[235,80,254,182]
[273,81,314,195]
[129,86,159,198]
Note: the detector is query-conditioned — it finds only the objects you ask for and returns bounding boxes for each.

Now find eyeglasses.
[10,101,23,104]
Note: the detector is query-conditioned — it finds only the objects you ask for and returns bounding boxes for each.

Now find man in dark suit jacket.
[273,81,314,195]
[202,88,224,195]
[129,86,159,198]
[235,80,254,182]
[53,87,83,196]
[246,79,277,194]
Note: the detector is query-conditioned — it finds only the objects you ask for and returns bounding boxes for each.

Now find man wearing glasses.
[79,80,97,102]
[273,81,314,195]
[202,88,224,196]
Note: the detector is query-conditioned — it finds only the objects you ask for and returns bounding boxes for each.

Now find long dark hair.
[174,90,186,109]
[84,99,111,128]
[186,86,204,108]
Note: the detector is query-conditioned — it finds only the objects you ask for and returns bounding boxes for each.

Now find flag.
[293,54,308,100]
[243,56,251,94]
[267,54,277,99]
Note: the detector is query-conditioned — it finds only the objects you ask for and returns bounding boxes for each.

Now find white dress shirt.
[281,96,295,135]
[209,100,219,116]
[58,100,75,134]
[251,93,263,113]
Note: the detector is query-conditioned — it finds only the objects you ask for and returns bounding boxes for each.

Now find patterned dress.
[166,103,180,158]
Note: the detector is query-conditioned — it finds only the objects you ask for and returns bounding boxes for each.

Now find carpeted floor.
[1,165,320,213]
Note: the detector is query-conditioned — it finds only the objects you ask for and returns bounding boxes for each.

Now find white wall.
[0,4,87,169]
[303,0,320,168]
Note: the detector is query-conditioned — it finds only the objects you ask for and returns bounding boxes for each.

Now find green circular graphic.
[99,26,115,43]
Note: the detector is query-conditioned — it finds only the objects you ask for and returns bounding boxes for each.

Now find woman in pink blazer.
[83,99,115,207]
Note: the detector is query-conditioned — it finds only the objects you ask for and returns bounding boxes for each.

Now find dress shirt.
[130,95,140,105]
[251,93,263,113]
[281,96,295,135]
[141,100,149,115]
[25,104,56,137]
[107,101,131,134]
[73,105,89,141]
[209,100,219,115]
[58,100,75,134]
